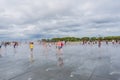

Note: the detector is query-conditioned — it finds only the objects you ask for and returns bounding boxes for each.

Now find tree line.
[41,36,120,42]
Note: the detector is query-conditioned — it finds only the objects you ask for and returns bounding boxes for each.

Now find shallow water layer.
[0,43,120,80]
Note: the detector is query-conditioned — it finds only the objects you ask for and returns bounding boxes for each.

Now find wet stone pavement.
[0,43,120,80]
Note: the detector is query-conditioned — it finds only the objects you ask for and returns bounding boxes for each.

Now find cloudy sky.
[0,0,120,40]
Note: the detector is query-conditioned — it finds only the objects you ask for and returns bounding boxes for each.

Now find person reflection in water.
[56,40,64,67]
[57,56,64,67]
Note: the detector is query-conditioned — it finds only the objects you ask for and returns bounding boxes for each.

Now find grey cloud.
[0,0,120,39]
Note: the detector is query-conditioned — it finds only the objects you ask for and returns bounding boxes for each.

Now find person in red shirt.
[56,41,64,55]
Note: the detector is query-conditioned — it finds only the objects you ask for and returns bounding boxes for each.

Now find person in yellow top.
[29,42,34,52]
[29,42,34,63]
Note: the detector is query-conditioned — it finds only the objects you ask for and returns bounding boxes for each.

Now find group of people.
[0,42,19,57]
[29,41,64,66]
[0,40,119,66]
[81,40,120,48]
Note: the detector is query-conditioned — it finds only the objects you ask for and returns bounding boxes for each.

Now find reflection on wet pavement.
[0,43,120,80]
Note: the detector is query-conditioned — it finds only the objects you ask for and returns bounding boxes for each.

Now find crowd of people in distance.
[0,40,119,66]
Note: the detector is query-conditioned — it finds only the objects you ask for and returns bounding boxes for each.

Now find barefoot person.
[98,40,101,48]
[29,42,34,62]
[0,43,2,57]
[13,42,18,54]
[42,41,48,57]
[56,41,64,55]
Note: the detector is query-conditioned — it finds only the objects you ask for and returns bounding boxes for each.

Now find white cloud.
[0,0,120,39]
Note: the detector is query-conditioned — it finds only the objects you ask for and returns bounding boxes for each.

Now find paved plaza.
[0,43,120,80]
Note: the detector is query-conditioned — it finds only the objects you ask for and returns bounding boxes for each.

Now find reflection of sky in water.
[0,42,120,80]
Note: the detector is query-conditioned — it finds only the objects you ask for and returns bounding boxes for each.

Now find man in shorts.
[56,41,64,55]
